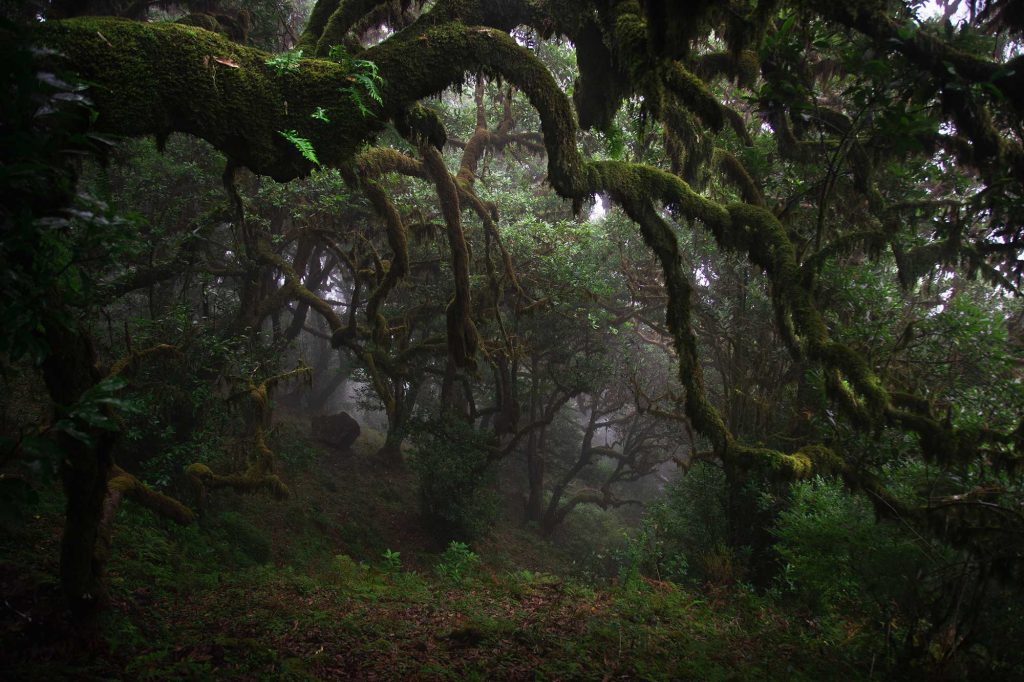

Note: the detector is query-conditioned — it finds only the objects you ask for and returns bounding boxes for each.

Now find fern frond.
[348,88,371,118]
[352,74,383,105]
[352,59,381,81]
[327,45,349,64]
[326,46,384,118]
[278,129,320,166]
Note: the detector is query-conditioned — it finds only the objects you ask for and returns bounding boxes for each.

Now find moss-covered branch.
[105,466,196,525]
[420,142,479,369]
[808,1,1024,185]
[358,178,410,341]
[38,15,586,191]
[186,365,310,501]
[303,0,374,53]
[254,238,346,338]
[95,466,196,605]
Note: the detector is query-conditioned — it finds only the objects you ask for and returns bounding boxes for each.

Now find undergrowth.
[1,425,869,681]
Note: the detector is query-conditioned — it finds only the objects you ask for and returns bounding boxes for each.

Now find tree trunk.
[57,432,115,620]
[439,356,471,418]
[525,429,545,525]
[377,426,405,467]
[523,358,544,524]
[41,324,112,621]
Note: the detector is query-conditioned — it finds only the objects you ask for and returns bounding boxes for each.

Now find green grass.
[0,425,869,681]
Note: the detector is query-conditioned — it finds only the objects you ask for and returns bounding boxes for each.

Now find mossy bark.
[36,15,585,189]
[420,143,479,369]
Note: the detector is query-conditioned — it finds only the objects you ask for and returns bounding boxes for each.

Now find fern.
[265,49,303,75]
[327,45,349,63]
[352,74,383,105]
[348,88,372,118]
[327,46,385,118]
[311,106,330,123]
[350,59,384,104]
[278,129,320,166]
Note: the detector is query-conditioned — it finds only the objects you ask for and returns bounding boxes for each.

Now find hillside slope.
[1,423,862,680]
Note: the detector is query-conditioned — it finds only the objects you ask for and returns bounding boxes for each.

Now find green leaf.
[265,49,303,75]
[779,14,797,39]
[54,419,93,445]
[278,130,321,166]
[327,45,350,64]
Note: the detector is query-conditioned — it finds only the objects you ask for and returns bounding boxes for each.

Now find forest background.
[1,0,1023,679]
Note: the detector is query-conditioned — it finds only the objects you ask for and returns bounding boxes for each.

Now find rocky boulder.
[311,411,360,451]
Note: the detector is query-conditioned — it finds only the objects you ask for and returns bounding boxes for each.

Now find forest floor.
[0,422,864,681]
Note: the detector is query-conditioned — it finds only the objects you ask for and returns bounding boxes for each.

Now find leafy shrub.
[435,541,480,583]
[614,528,648,590]
[330,554,370,585]
[381,548,401,575]
[555,503,631,581]
[116,311,301,494]
[409,417,497,543]
[768,474,941,669]
[772,475,928,617]
[630,462,730,584]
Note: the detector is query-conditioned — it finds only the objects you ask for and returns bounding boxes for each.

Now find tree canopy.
[33,0,1023,470]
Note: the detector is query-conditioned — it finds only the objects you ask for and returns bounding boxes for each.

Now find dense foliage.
[2,0,1024,678]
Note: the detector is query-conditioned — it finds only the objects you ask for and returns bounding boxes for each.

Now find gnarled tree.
[15,0,1024,617]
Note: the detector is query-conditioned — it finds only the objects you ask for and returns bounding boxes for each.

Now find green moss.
[107,467,196,525]
[39,14,591,196]
[214,511,272,564]
[313,0,385,55]
[662,62,725,133]
[38,18,367,179]
[714,148,764,205]
[797,444,844,472]
[296,0,340,51]
[818,343,888,414]
[736,49,760,85]
[609,1,649,72]
[394,104,447,149]
[588,161,730,229]
[360,179,410,324]
[357,147,424,179]
[186,461,290,499]
[185,462,213,478]
[176,13,221,34]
